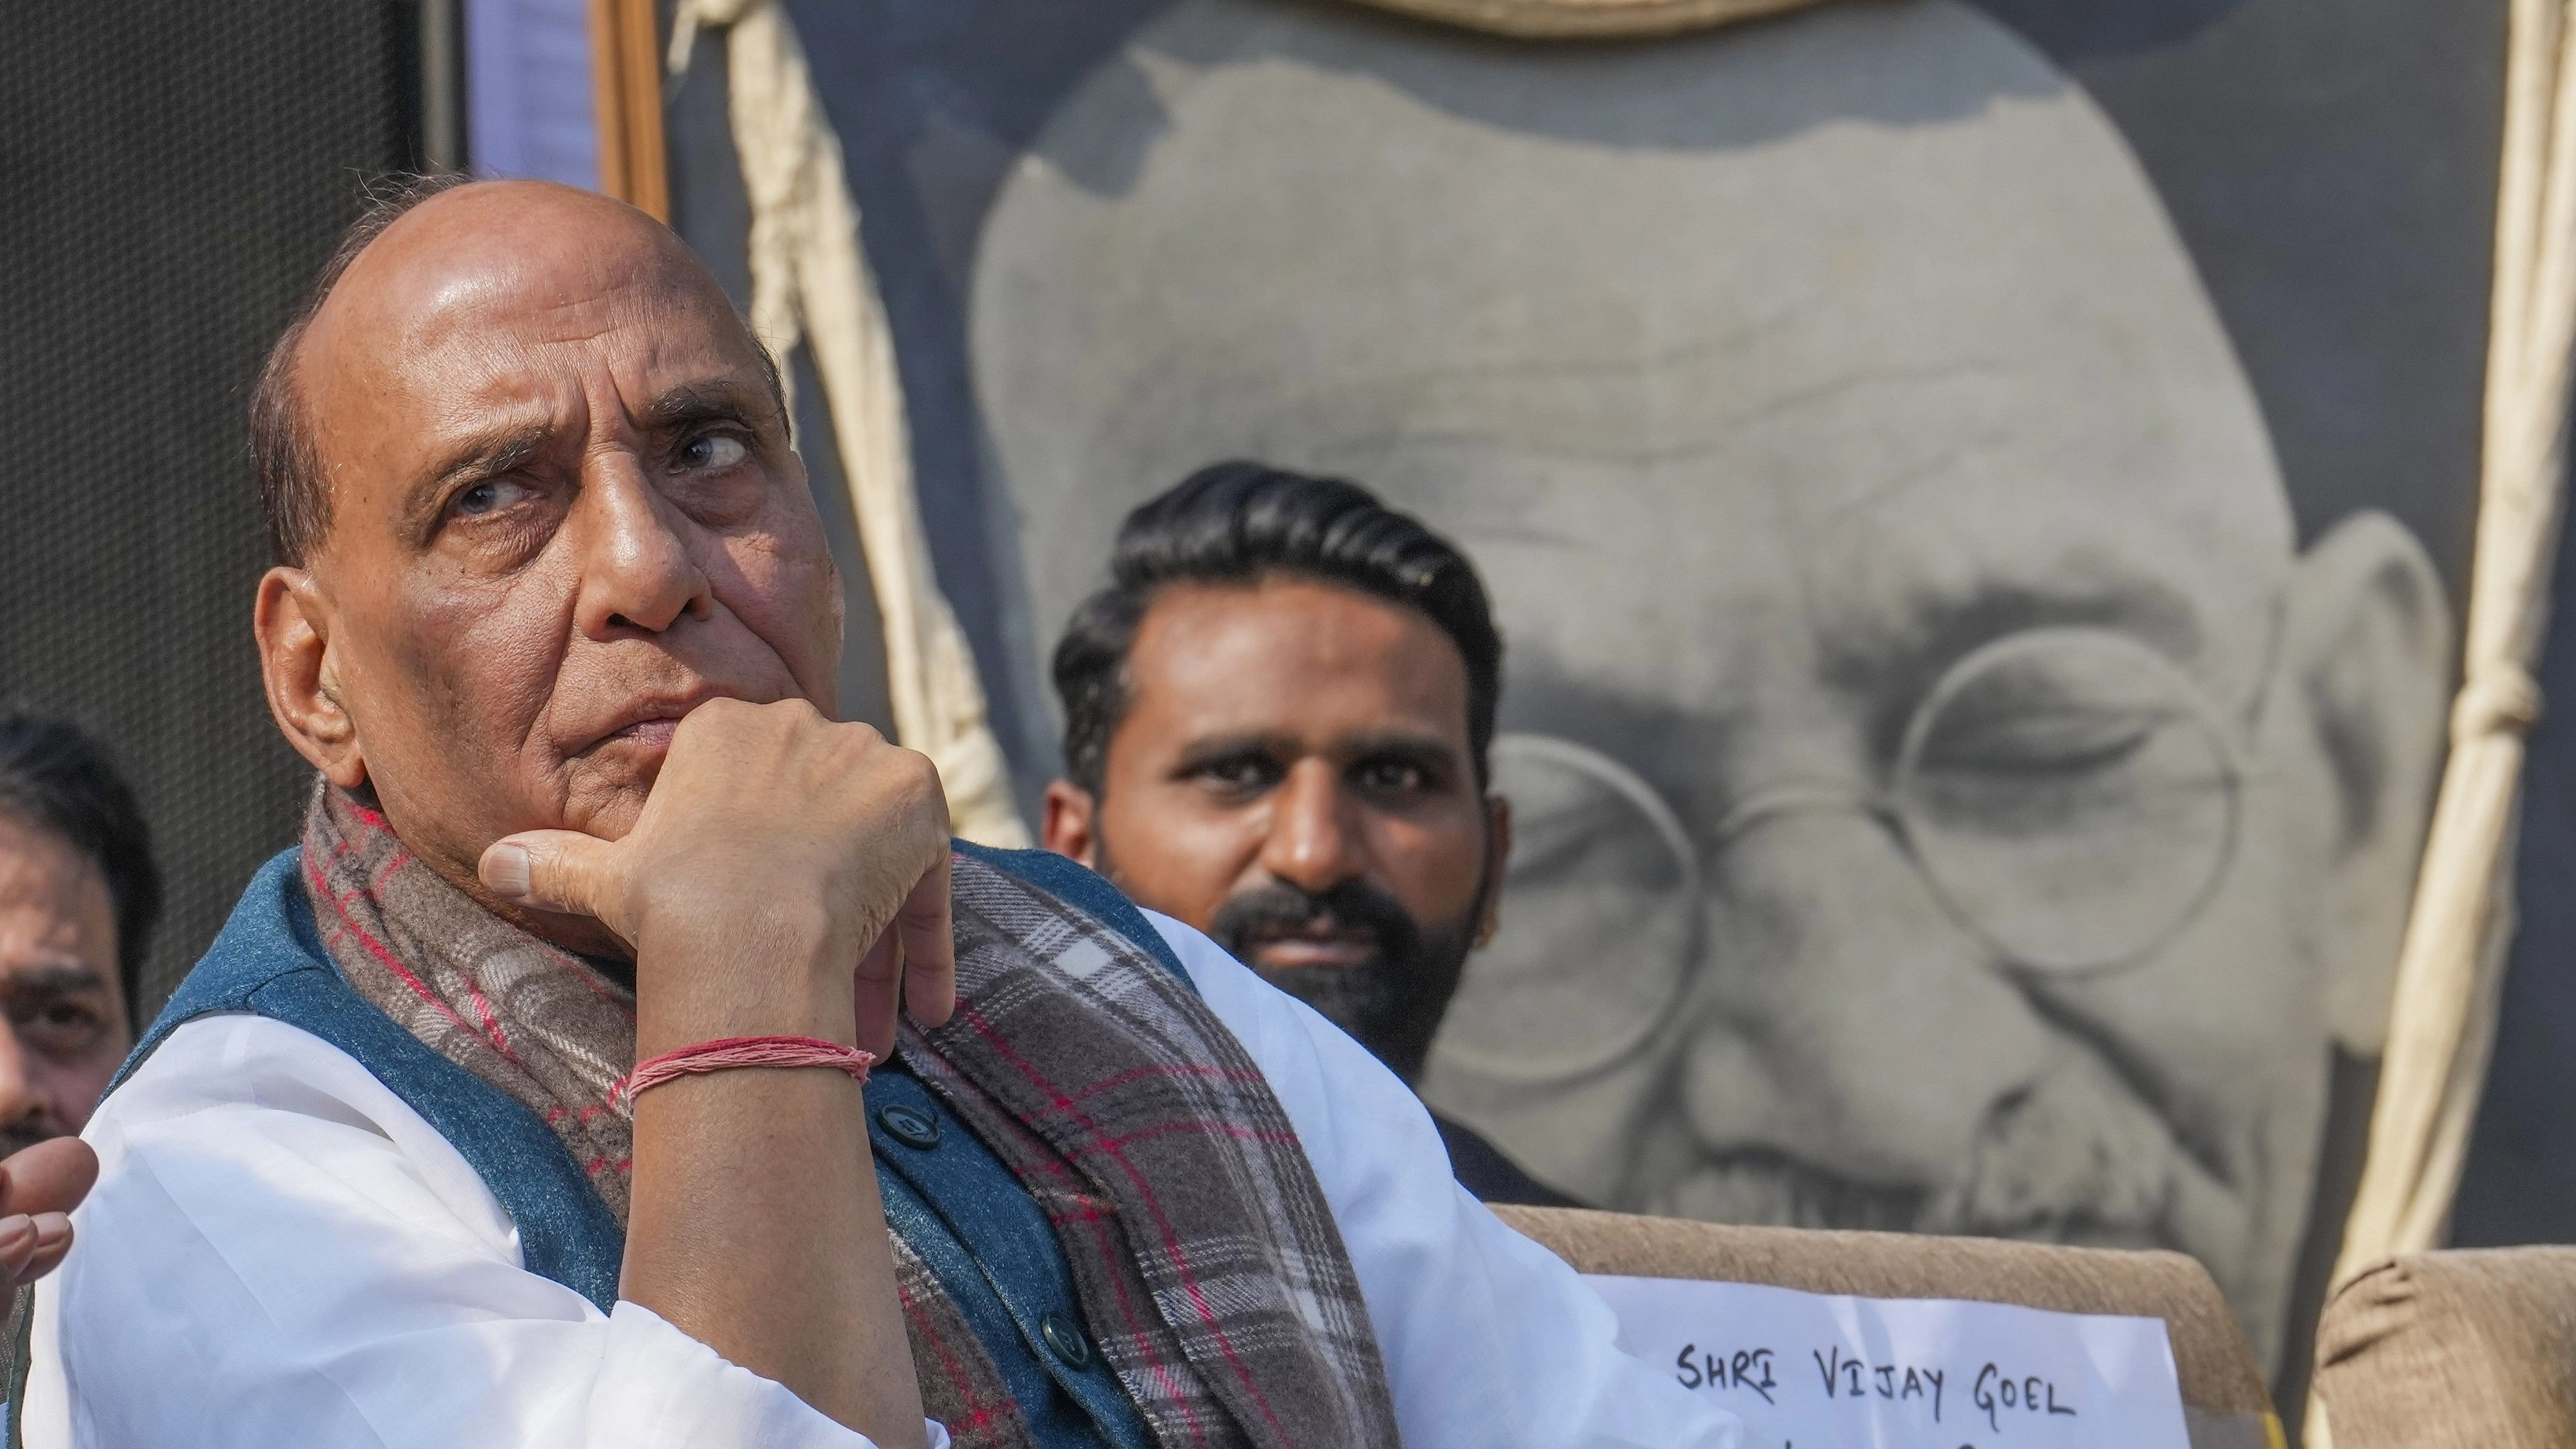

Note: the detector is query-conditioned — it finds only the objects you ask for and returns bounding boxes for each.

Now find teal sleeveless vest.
[8,842,1192,1447]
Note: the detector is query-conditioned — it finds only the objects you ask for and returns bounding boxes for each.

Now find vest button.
[876,1103,942,1150]
[1040,1312,1094,1370]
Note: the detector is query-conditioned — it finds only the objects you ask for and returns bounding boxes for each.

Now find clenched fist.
[477,698,955,1057]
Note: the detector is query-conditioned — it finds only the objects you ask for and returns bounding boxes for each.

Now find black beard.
[1205,876,1476,1083]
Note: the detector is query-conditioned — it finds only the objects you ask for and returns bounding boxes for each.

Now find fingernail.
[31,1214,67,1250]
[484,842,532,901]
[0,1218,30,1255]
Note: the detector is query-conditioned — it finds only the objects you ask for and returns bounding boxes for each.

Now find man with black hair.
[1044,462,1573,1206]
[0,710,156,1288]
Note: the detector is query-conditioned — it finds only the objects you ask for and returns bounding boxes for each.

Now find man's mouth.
[1647,1055,2248,1266]
[608,716,684,749]
[1648,1148,2178,1249]
[579,689,736,757]
[1649,1148,1932,1234]
[0,1123,66,1163]
[1241,923,1382,972]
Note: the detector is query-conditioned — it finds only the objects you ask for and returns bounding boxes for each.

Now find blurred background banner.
[15,0,2576,1432]
[724,1,2499,1410]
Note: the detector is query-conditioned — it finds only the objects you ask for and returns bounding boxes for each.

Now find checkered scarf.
[301,786,1398,1447]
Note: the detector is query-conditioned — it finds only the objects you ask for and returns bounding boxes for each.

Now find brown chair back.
[2311,1246,2576,1449]
[1494,1204,2281,1449]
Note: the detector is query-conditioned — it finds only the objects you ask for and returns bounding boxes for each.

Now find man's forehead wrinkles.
[387,312,746,448]
[1255,351,2000,468]
[410,292,661,361]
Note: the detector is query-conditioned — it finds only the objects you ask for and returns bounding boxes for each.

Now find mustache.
[1205,878,1423,963]
[1654,1053,2245,1271]
[1207,878,1475,1082]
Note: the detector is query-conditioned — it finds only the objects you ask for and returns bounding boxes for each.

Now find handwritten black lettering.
[1732,1349,1779,1405]
[1678,1343,1780,1405]
[1968,1362,2077,1430]
[1812,1345,1868,1398]
[1898,1365,1948,1422]
[1875,1364,1897,1398]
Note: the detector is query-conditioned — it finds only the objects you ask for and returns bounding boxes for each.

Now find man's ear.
[1042,779,1101,867]
[2276,511,2453,1054]
[254,565,368,790]
[1477,790,1513,945]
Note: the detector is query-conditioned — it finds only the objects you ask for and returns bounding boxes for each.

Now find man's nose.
[0,1025,47,1134]
[572,451,714,637]
[1258,760,1369,897]
[1682,810,2057,1182]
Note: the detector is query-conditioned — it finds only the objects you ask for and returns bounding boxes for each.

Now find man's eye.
[1357,760,1431,793]
[453,477,535,518]
[1196,756,1281,791]
[1916,709,2159,777]
[12,1001,103,1055]
[676,434,750,472]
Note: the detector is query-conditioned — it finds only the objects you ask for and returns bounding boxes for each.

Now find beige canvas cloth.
[2317,8,2576,1446]
[667,0,1026,848]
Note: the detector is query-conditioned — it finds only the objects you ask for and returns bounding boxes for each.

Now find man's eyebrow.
[1169,731,1298,775]
[643,379,778,432]
[1341,730,1462,769]
[1825,572,2205,687]
[399,419,556,539]
[1819,570,2214,764]
[0,962,109,997]
[1167,728,1464,776]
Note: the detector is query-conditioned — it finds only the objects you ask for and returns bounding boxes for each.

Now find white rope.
[667,0,1028,847]
[2311,2,2576,1440]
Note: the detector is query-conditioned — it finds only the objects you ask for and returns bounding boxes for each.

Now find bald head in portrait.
[968,0,2452,1362]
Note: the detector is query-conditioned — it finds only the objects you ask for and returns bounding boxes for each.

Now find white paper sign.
[1584,1274,2192,1448]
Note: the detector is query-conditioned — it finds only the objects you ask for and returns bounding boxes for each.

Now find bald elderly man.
[15,178,1742,1449]
[971,0,2452,1366]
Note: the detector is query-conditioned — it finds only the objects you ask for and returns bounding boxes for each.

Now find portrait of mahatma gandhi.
[967,0,2454,1361]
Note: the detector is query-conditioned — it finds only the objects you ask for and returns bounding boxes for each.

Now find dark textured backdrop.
[0,1,426,1015]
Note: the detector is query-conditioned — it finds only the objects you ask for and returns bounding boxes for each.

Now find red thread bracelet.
[610,1035,877,1110]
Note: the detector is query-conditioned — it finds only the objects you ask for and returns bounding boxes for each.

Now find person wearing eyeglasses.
[1041,460,1576,1207]
[969,0,2454,1368]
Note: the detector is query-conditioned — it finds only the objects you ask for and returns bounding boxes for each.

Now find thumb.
[480,830,628,937]
[0,1137,96,1220]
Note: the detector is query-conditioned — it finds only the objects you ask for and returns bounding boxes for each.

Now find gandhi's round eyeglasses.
[1432,628,2249,1086]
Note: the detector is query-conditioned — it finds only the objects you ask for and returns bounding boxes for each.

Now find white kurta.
[24,910,1745,1449]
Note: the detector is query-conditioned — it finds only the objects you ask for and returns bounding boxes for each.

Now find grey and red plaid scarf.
[301,785,1399,1448]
